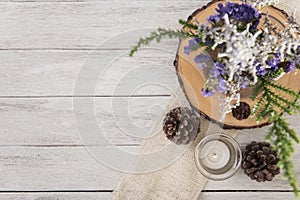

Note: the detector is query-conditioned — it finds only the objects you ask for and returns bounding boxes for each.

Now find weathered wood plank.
[0,146,122,190]
[0,192,296,200]
[198,192,297,200]
[0,192,112,200]
[0,0,207,3]
[0,0,296,49]
[0,50,177,96]
[1,97,299,145]
[0,1,208,49]
[0,97,172,145]
[0,98,299,192]
[0,143,299,191]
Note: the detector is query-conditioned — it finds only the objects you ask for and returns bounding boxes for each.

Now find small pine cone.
[163,107,201,145]
[232,102,251,120]
[242,141,280,182]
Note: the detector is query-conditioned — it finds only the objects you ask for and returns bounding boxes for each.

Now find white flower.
[197,12,300,117]
[249,0,279,9]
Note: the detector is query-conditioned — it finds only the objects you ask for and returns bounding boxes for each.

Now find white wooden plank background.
[0,192,295,200]
[0,0,299,199]
[0,192,297,200]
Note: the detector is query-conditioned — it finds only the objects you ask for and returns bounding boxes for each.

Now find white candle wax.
[199,140,230,170]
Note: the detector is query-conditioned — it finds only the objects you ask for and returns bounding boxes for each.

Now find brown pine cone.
[163,107,200,145]
[242,141,280,182]
[232,102,251,120]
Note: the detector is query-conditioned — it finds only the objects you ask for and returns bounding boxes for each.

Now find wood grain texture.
[175,1,299,129]
[0,192,296,200]
[0,97,171,145]
[0,0,295,50]
[0,193,113,200]
[0,192,113,200]
[0,50,179,96]
[0,133,299,191]
[1,97,299,145]
[198,192,297,200]
[0,1,209,49]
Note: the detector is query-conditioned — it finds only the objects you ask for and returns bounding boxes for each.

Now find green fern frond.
[264,88,296,114]
[267,68,285,79]
[252,90,267,116]
[251,80,265,100]
[178,19,198,30]
[263,78,300,99]
[267,114,299,197]
[253,77,300,197]
[129,28,193,57]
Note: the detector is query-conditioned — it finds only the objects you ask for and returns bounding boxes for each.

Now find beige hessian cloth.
[113,1,297,199]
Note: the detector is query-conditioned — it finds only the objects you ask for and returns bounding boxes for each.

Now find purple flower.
[297,46,300,54]
[184,38,201,55]
[207,14,220,23]
[240,82,249,89]
[218,78,227,93]
[250,20,260,30]
[211,67,220,78]
[189,38,200,46]
[194,53,211,63]
[212,2,261,29]
[266,54,280,71]
[281,61,296,73]
[205,38,213,46]
[211,62,226,78]
[202,88,215,97]
[198,63,205,69]
[239,76,251,89]
[256,65,267,76]
[184,46,191,55]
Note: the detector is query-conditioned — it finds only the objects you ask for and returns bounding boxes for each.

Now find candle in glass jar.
[195,133,242,181]
[200,140,230,170]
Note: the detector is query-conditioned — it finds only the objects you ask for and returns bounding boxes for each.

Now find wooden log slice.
[175,0,300,129]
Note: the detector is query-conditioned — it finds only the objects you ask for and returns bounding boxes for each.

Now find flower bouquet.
[130,0,300,196]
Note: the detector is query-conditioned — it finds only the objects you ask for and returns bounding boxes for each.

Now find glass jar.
[194,133,242,181]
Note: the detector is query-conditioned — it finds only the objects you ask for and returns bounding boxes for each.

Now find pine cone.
[163,107,200,145]
[242,141,280,182]
[232,102,251,120]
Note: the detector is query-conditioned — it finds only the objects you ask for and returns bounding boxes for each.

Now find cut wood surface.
[175,0,300,129]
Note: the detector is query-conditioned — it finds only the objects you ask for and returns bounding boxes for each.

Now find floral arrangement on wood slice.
[129,0,300,196]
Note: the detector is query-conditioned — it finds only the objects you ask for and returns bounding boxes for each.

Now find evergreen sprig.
[129,28,195,57]
[252,76,300,197]
[178,19,199,30]
[268,113,299,197]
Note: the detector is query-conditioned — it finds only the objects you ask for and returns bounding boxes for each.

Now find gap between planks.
[0,95,171,99]
[0,48,128,51]
[0,190,295,193]
[0,0,206,2]
[0,144,140,147]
